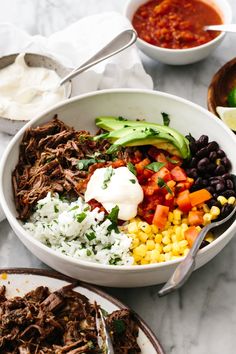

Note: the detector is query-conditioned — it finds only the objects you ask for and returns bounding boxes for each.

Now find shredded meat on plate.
[0,284,140,353]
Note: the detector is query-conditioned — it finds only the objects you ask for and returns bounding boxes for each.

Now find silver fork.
[96,307,115,354]
[158,206,236,297]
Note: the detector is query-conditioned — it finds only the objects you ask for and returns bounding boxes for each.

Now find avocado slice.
[96,116,190,159]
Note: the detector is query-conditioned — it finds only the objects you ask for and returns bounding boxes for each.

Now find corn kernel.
[155,233,162,243]
[210,206,220,218]
[150,249,160,262]
[138,231,148,243]
[173,209,182,221]
[171,234,177,243]
[127,222,139,234]
[205,231,214,243]
[182,218,189,224]
[217,196,228,205]
[172,242,180,255]
[164,252,172,261]
[183,248,190,256]
[131,238,140,249]
[138,221,152,234]
[151,224,159,233]
[155,243,163,252]
[179,240,188,248]
[162,235,171,245]
[202,204,210,213]
[133,244,147,259]
[146,240,155,250]
[163,244,172,253]
[216,158,221,165]
[228,196,236,205]
[141,259,149,265]
[203,213,212,224]
[158,254,165,262]
[168,212,174,222]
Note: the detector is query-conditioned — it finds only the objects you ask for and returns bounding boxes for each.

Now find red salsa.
[132,0,223,49]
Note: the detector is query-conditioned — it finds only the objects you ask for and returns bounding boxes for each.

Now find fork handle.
[158,224,211,296]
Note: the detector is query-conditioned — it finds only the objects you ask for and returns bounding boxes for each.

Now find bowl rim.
[1,88,236,272]
[123,0,232,54]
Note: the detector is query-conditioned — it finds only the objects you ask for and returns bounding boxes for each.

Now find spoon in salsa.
[204,24,236,33]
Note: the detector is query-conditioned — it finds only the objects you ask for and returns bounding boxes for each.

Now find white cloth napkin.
[0,12,153,222]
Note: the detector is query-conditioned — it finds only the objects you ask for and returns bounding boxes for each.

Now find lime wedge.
[216,106,236,130]
[227,87,236,107]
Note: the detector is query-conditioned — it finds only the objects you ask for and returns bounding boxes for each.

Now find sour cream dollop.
[85,166,144,221]
[0,53,66,121]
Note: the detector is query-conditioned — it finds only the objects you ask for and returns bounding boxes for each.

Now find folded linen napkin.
[0,12,153,222]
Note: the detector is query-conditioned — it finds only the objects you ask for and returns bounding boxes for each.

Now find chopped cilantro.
[106,205,119,233]
[127,162,137,176]
[161,112,170,126]
[109,256,122,265]
[76,212,87,223]
[54,205,59,213]
[157,177,173,194]
[86,232,96,241]
[86,249,92,256]
[70,205,80,211]
[166,157,179,164]
[145,162,165,172]
[77,158,105,170]
[117,116,127,121]
[130,179,136,184]
[113,319,126,334]
[102,166,114,189]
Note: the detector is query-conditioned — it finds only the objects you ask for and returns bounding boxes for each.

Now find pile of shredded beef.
[13,117,141,221]
[0,284,140,353]
[12,117,112,221]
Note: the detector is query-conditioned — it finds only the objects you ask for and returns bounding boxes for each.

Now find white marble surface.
[0,0,236,353]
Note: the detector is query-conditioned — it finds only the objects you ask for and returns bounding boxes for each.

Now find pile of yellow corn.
[123,196,235,265]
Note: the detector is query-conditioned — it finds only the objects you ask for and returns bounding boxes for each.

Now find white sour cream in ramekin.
[85,166,144,221]
[0,53,66,121]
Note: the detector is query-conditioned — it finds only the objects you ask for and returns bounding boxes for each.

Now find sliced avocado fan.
[95,116,191,159]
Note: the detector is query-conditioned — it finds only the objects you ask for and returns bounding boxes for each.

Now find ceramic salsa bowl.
[0,89,236,287]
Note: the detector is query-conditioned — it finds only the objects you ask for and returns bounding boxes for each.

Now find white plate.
[0,268,165,354]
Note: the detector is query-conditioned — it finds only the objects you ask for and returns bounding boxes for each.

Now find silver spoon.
[60,29,137,86]
[204,24,236,33]
[96,308,114,354]
[158,206,236,297]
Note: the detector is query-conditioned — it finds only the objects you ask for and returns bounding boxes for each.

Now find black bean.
[215,165,225,175]
[202,179,209,187]
[197,135,209,147]
[189,142,197,154]
[200,240,210,249]
[207,141,219,152]
[207,163,216,172]
[188,168,198,179]
[226,179,234,190]
[189,157,198,168]
[186,134,196,143]
[222,190,236,198]
[195,177,203,186]
[209,151,217,162]
[210,178,220,186]
[217,149,226,158]
[207,199,221,208]
[215,182,225,192]
[213,193,218,199]
[197,157,210,171]
[196,147,208,159]
[220,203,234,218]
[222,173,231,180]
[205,173,211,179]
[221,157,231,170]
[206,186,215,194]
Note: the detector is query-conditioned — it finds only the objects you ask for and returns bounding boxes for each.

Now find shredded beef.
[0,285,140,353]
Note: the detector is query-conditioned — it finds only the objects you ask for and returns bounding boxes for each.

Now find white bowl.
[124,0,232,65]
[0,89,236,287]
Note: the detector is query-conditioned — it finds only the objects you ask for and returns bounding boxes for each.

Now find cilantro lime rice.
[24,193,133,266]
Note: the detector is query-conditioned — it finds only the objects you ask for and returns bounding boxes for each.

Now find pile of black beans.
[185,134,235,218]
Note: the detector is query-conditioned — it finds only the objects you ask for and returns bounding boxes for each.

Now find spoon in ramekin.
[204,24,236,32]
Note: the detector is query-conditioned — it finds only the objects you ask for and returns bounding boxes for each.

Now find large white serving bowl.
[124,0,232,65]
[0,89,236,287]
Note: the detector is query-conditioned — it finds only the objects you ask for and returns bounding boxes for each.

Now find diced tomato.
[142,184,158,196]
[170,166,187,182]
[188,211,204,226]
[151,167,172,183]
[189,189,212,207]
[156,152,168,164]
[176,190,192,212]
[184,226,200,247]
[135,158,151,174]
[153,205,169,230]
[111,159,125,168]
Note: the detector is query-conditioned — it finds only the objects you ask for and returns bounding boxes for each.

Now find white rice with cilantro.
[23,193,133,266]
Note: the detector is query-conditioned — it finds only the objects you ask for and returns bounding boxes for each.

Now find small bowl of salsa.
[124,0,232,65]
